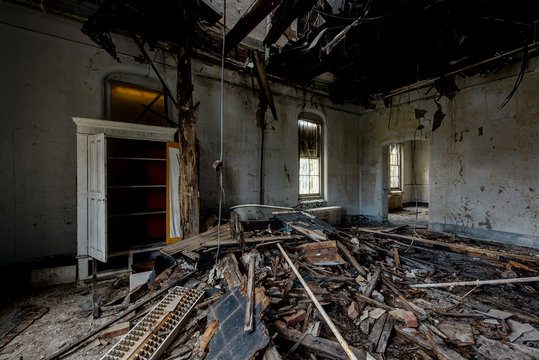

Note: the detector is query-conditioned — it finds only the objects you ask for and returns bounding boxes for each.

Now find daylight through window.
[389,143,402,191]
[299,119,321,196]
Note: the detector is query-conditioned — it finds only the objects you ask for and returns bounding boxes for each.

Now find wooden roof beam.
[264,0,319,47]
[225,0,282,54]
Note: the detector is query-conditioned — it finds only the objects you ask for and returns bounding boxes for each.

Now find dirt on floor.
[1,213,538,360]
[0,277,131,360]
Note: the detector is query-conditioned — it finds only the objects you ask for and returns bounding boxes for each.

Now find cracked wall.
[429,57,539,247]
[0,3,361,265]
[359,56,539,248]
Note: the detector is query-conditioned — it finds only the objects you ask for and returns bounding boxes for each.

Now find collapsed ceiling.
[8,0,539,106]
[263,0,539,104]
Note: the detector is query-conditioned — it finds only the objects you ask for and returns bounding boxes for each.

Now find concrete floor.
[388,205,429,228]
[0,278,129,359]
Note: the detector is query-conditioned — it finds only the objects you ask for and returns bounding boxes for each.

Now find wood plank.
[219,253,243,288]
[359,270,380,313]
[409,276,539,288]
[375,315,394,354]
[244,255,256,333]
[273,211,337,241]
[336,241,368,276]
[437,321,474,346]
[44,273,195,360]
[224,0,282,54]
[355,294,395,312]
[253,50,277,120]
[367,313,387,352]
[264,0,318,46]
[274,324,368,360]
[294,241,342,265]
[262,344,282,360]
[277,244,360,360]
[0,305,49,349]
[356,228,539,263]
[393,248,401,268]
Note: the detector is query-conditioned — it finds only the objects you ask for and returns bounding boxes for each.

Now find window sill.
[296,198,327,210]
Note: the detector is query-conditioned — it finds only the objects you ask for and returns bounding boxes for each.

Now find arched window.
[298,114,323,197]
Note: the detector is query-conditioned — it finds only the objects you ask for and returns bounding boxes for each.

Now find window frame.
[388,142,403,193]
[298,118,323,199]
[104,73,173,124]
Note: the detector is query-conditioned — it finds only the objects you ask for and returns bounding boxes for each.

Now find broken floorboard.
[7,211,539,360]
[274,323,369,360]
[355,228,539,264]
[0,305,49,349]
[273,211,338,242]
[160,224,301,257]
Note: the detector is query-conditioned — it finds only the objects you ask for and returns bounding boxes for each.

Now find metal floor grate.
[102,286,204,360]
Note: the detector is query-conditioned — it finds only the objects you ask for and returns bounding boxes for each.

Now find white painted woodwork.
[168,147,182,239]
[88,133,107,262]
[76,134,89,256]
[74,118,176,273]
[73,117,176,141]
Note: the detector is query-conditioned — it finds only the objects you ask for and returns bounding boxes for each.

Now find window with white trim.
[389,143,402,192]
[298,119,322,197]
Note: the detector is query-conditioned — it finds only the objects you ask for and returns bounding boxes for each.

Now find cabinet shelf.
[108,185,166,189]
[108,210,166,218]
[108,156,166,161]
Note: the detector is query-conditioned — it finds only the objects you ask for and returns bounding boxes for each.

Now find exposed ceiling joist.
[264,0,319,46]
[224,0,282,54]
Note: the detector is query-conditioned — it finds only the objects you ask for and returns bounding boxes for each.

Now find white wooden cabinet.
[74,118,176,279]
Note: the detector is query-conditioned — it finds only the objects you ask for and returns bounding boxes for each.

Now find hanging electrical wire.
[499,44,529,109]
[216,0,226,265]
[405,64,422,252]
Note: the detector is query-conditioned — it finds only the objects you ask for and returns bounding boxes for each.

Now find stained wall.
[0,3,361,265]
[359,57,539,247]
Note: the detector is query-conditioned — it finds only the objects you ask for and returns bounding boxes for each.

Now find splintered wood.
[293,241,344,266]
[40,211,538,360]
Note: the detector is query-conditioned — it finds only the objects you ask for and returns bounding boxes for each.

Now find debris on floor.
[1,210,538,360]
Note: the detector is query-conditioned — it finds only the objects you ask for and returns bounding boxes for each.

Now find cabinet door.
[88,133,107,262]
[166,142,181,243]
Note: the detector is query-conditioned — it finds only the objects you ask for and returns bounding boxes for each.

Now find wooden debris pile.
[43,211,539,360]
[155,211,539,359]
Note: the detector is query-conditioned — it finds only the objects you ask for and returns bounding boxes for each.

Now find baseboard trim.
[429,222,539,249]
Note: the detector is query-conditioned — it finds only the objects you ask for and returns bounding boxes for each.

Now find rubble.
[5,210,538,360]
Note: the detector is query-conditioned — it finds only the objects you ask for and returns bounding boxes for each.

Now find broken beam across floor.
[275,324,368,360]
[409,276,539,288]
[355,228,539,263]
[277,243,359,360]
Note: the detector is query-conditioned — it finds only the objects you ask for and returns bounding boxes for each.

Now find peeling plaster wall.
[0,3,178,265]
[194,63,362,217]
[402,140,429,204]
[429,58,539,248]
[360,57,539,248]
[359,99,434,221]
[0,3,361,265]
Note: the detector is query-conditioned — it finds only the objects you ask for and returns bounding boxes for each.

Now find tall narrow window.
[299,119,321,197]
[389,143,402,191]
